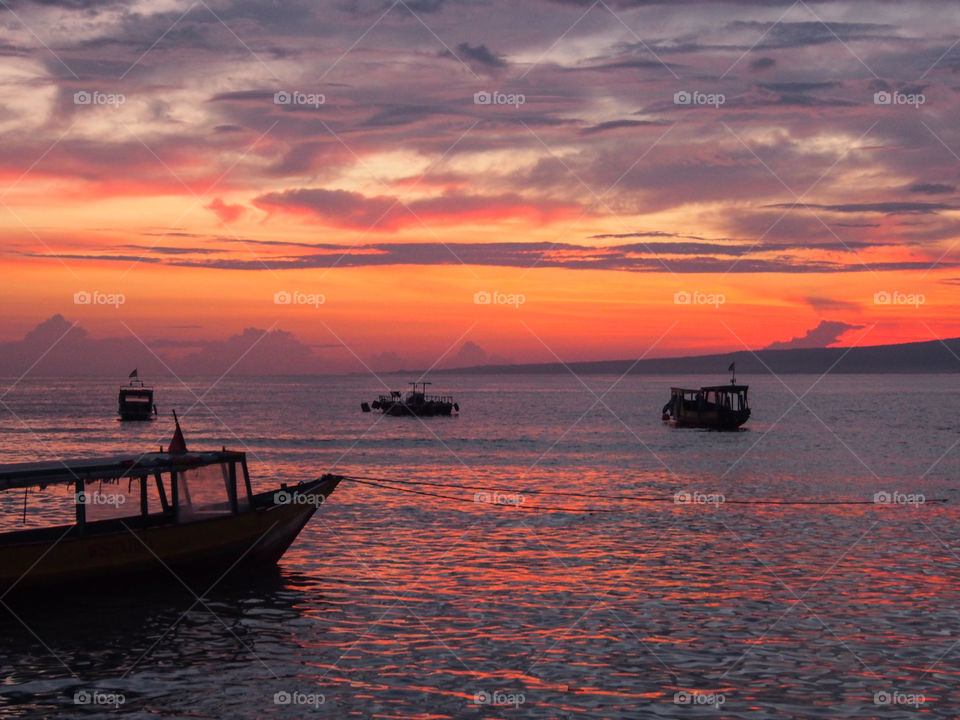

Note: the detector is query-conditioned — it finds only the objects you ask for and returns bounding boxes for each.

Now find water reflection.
[0,571,324,718]
[1,376,959,717]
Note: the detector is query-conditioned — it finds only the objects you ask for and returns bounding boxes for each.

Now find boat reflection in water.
[0,570,325,717]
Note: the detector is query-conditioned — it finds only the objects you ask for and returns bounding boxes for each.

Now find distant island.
[438,336,960,375]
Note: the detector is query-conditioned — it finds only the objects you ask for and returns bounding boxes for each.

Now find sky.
[2,0,960,374]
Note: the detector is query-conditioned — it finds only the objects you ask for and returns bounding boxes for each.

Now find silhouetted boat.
[362,382,459,416]
[0,417,341,594]
[118,369,157,421]
[661,364,750,430]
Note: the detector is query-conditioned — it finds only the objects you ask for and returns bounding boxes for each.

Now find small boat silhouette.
[661,364,750,430]
[362,382,459,417]
[117,369,157,421]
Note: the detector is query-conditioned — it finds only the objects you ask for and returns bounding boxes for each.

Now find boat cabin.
[118,378,157,421]
[663,384,750,430]
[366,381,459,416]
[0,450,254,537]
[0,430,340,594]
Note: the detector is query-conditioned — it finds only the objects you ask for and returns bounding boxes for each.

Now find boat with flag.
[362,382,459,417]
[118,369,157,421]
[0,413,341,595]
[661,363,751,430]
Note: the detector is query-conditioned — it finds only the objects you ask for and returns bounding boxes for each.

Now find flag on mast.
[129,368,138,379]
[168,410,187,454]
[728,362,735,373]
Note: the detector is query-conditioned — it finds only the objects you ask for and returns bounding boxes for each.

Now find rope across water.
[334,475,947,513]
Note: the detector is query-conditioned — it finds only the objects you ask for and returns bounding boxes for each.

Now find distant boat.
[362,382,459,417]
[118,369,157,421]
[661,364,750,430]
[0,416,341,594]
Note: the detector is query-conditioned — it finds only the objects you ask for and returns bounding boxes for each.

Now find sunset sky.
[2,0,960,372]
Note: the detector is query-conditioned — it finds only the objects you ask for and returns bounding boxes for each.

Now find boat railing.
[379,393,455,404]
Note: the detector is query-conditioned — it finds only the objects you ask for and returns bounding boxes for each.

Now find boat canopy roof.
[0,450,245,491]
[671,384,749,393]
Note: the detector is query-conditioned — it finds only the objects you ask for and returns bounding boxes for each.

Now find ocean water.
[0,373,958,718]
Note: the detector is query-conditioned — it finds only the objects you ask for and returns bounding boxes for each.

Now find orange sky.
[2,1,960,369]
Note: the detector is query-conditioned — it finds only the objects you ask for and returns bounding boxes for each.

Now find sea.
[0,373,957,718]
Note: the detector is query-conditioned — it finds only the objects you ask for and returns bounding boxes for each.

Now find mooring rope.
[342,476,624,513]
[338,475,948,510]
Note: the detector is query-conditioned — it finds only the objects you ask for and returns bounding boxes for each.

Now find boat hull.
[0,476,339,594]
[669,408,750,430]
[117,387,156,421]
[118,409,155,421]
[381,401,455,416]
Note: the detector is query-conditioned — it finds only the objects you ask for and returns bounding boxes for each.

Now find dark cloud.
[0,316,334,376]
[750,56,776,71]
[806,296,861,313]
[448,42,507,69]
[765,320,863,350]
[581,119,662,134]
[908,183,956,195]
[766,201,955,215]
[727,20,894,50]
[178,327,322,375]
[446,340,487,367]
[4,0,960,290]
[40,239,948,275]
[756,81,840,94]
[119,245,219,256]
[253,188,577,229]
[361,104,453,128]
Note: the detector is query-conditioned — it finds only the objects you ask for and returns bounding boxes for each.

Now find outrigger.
[362,382,459,417]
[0,415,341,594]
[661,364,750,430]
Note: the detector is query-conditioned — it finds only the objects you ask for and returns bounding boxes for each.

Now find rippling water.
[0,374,958,718]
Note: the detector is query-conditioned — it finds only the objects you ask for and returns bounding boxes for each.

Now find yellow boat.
[0,420,340,595]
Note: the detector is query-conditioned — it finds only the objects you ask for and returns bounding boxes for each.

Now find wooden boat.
[362,382,459,417]
[662,383,750,430]
[0,419,341,595]
[118,370,157,421]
